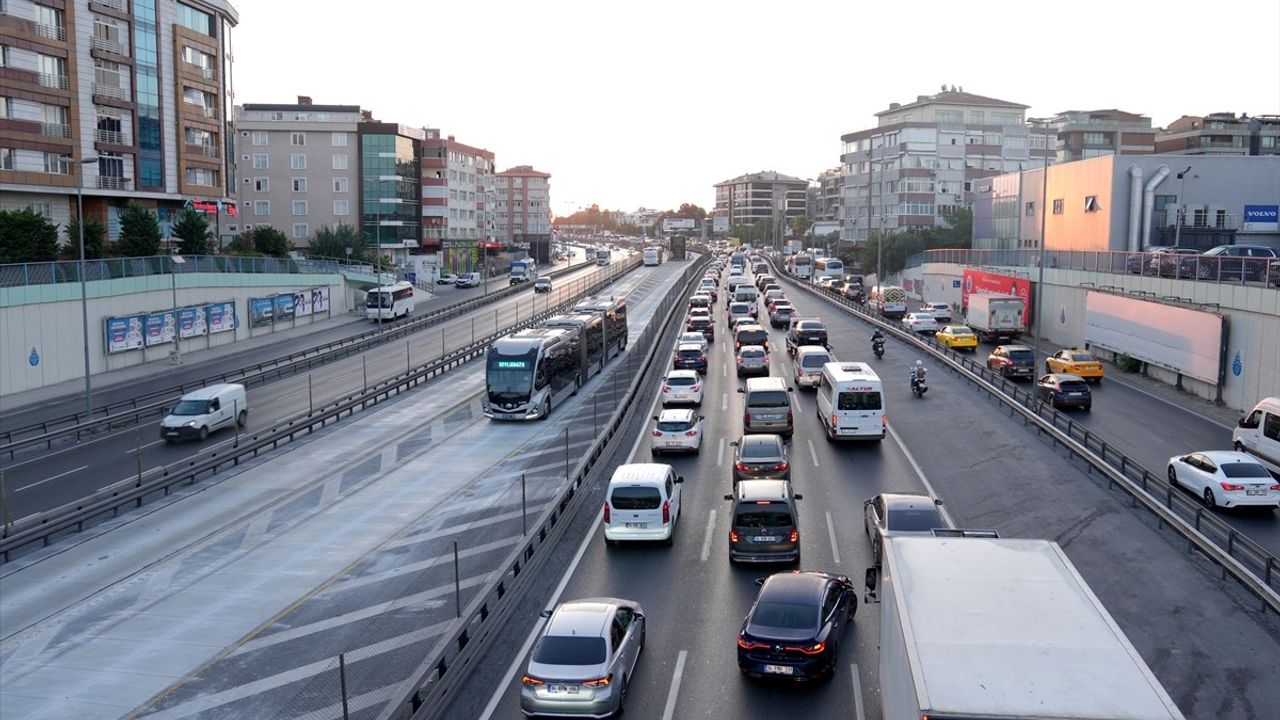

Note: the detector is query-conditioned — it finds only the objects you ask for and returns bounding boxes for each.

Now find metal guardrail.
[771,259,1280,613]
[915,247,1280,287]
[0,259,643,562]
[0,259,611,456]
[381,256,711,720]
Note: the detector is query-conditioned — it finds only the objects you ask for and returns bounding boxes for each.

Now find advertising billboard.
[249,297,275,328]
[207,301,236,334]
[311,287,330,313]
[178,307,207,339]
[106,315,145,353]
[1242,204,1279,232]
[961,268,1034,326]
[1084,291,1223,385]
[144,311,177,346]
[662,218,697,233]
[273,293,296,321]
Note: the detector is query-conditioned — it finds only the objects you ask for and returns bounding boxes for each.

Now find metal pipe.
[1141,165,1171,248]
[1127,165,1144,252]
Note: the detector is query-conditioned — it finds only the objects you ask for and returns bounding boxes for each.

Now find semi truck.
[866,535,1184,720]
[965,293,1026,343]
[509,258,537,285]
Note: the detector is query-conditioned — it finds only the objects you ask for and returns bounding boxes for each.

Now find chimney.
[917,95,928,102]
[448,135,455,142]
[297,95,312,105]
[889,102,901,110]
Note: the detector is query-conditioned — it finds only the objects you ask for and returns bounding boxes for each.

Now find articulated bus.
[789,253,814,280]
[813,257,844,282]
[543,313,616,379]
[366,281,415,320]
[573,295,629,354]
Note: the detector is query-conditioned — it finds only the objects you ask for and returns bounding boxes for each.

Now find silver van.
[160,383,247,442]
[738,376,795,436]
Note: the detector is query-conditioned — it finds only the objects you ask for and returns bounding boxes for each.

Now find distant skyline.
[231,0,1280,218]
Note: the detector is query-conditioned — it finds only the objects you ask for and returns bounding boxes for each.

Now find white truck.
[965,293,1026,343]
[866,536,1185,720]
[509,258,537,285]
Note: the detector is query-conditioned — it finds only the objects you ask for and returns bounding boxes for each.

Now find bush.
[1115,353,1143,373]
[118,203,162,257]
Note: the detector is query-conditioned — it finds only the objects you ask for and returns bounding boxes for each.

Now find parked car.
[863,493,946,565]
[520,598,645,717]
[934,324,977,351]
[1167,450,1279,510]
[736,571,855,681]
[1148,247,1201,277]
[1179,244,1277,282]
[921,302,952,322]
[650,408,704,455]
[1034,373,1092,411]
[673,343,708,374]
[736,345,770,377]
[987,344,1036,379]
[661,369,703,406]
[901,312,938,334]
[731,434,790,482]
[1046,347,1104,382]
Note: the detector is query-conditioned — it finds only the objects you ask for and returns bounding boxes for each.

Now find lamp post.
[170,255,185,363]
[1032,120,1051,365]
[1172,166,1193,249]
[65,155,99,419]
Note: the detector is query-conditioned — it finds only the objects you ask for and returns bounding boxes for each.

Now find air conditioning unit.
[953,194,962,202]
[226,225,238,232]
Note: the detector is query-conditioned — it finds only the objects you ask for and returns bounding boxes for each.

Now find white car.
[650,408,704,454]
[678,332,709,355]
[729,302,754,325]
[1167,450,1279,509]
[921,302,952,323]
[662,369,704,406]
[902,312,938,334]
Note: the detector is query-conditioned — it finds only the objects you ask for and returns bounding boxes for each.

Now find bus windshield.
[366,292,390,308]
[487,350,537,401]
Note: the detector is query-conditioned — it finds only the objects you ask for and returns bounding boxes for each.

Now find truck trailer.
[965,293,1026,343]
[867,536,1184,720]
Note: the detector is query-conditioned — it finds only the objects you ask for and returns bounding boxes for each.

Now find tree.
[251,226,291,257]
[226,230,257,255]
[62,216,107,260]
[171,210,211,255]
[118,203,162,257]
[789,216,812,238]
[676,203,707,220]
[307,223,363,260]
[0,208,60,263]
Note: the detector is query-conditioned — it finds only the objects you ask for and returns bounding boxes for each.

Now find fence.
[912,248,1279,286]
[0,255,311,289]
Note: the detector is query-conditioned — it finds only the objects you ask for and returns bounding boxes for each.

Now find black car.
[734,324,770,352]
[987,344,1036,379]
[737,571,856,682]
[1035,373,1092,411]
[674,344,709,374]
[732,434,790,482]
[1178,245,1277,282]
[787,320,828,354]
[687,316,715,342]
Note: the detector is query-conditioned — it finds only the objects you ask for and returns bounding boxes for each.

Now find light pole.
[1172,166,1193,249]
[65,155,98,419]
[169,255,185,363]
[1032,121,1051,364]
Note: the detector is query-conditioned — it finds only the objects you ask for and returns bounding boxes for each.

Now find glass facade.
[134,0,162,189]
[360,133,421,247]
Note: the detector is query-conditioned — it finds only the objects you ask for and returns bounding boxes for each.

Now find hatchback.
[729,301,755,324]
[769,304,795,329]
[736,571,855,681]
[650,408,704,455]
[687,316,715,342]
[1167,450,1280,510]
[736,345,770,377]
[740,377,796,435]
[901,312,938,334]
[732,434,790,482]
[673,344,708,373]
[987,344,1036,378]
[724,479,803,563]
[1035,373,1092,411]
[521,598,645,717]
[661,370,703,406]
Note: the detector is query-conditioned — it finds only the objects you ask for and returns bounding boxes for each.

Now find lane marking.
[886,422,955,528]
[661,650,689,720]
[722,362,727,378]
[825,511,842,564]
[17,464,89,492]
[721,394,727,412]
[716,438,725,466]
[851,663,866,720]
[807,438,820,467]
[124,439,166,455]
[700,510,717,562]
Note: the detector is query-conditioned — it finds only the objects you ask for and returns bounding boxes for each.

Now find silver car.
[521,598,645,717]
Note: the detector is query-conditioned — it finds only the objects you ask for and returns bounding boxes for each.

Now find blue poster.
[273,293,296,320]
[145,311,176,346]
[207,301,236,334]
[106,315,145,353]
[249,297,275,328]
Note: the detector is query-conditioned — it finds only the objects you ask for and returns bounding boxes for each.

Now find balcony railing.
[38,73,69,90]
[40,122,72,138]
[186,143,220,158]
[94,0,128,10]
[199,106,217,119]
[97,176,132,190]
[195,65,216,80]
[94,127,127,144]
[92,83,130,101]
[91,36,128,56]
[35,23,67,41]
[1150,209,1241,231]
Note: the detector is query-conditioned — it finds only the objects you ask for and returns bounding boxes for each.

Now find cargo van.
[1234,397,1280,477]
[732,284,759,306]
[160,383,247,442]
[603,463,684,546]
[816,362,885,441]
[738,376,795,436]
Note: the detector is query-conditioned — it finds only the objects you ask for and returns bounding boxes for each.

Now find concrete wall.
[2,273,358,396]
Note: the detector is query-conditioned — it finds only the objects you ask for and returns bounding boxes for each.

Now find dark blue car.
[737,571,856,682]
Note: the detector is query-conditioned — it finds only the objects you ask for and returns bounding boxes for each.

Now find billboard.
[106,315,145,353]
[249,297,275,328]
[662,217,697,233]
[207,301,236,334]
[144,311,177,346]
[1084,292,1224,385]
[961,268,1034,325]
[1242,204,1279,231]
[713,216,729,233]
[273,293,296,321]
[178,307,207,339]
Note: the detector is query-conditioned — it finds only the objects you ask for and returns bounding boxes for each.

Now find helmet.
[915,360,924,368]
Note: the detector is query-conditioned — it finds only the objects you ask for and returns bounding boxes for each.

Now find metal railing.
[772,258,1280,612]
[94,127,127,144]
[92,83,130,101]
[0,259,645,561]
[0,254,305,289]
[93,0,128,11]
[40,122,71,138]
[35,23,66,41]
[917,248,1279,287]
[91,35,128,55]
[96,175,132,190]
[38,73,69,90]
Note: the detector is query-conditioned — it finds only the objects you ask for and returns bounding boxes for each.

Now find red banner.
[961,268,1033,326]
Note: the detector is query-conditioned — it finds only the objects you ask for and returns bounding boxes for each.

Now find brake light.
[737,635,769,650]
[786,410,793,423]
[522,674,545,686]
[582,675,612,687]
[685,429,699,437]
[652,430,663,437]
[662,385,671,393]
[1272,485,1280,491]
[730,529,740,543]
[662,501,670,524]
[744,412,751,426]
[786,641,826,655]
[832,413,838,427]
[790,529,798,543]
[690,385,700,392]
[603,502,611,524]
[763,356,770,364]
[699,354,706,362]
[775,462,789,472]
[1220,482,1246,491]
[735,462,748,472]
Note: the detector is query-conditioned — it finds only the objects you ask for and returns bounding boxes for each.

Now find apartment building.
[359,121,422,261]
[1156,112,1280,156]
[811,167,841,222]
[1039,109,1155,163]
[420,129,495,269]
[1,0,239,240]
[713,171,808,231]
[494,165,551,263]
[839,89,1054,244]
[232,98,362,247]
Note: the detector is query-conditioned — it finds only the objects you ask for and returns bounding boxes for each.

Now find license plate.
[626,522,648,529]
[763,664,794,675]
[548,684,580,694]
[665,442,683,448]
[675,393,688,399]
[1247,489,1266,496]
[753,536,778,542]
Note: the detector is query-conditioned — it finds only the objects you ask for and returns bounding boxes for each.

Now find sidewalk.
[1093,356,1243,430]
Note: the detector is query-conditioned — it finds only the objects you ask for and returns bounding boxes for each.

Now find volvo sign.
[1242,204,1279,231]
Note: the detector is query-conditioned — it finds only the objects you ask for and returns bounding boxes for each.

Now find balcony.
[97,176,132,190]
[35,23,67,41]
[94,127,127,144]
[94,0,128,10]
[40,122,72,138]
[186,143,220,158]
[93,83,130,101]
[199,106,217,119]
[38,73,69,90]
[91,36,128,56]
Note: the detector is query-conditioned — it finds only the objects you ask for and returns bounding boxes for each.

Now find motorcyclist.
[871,329,885,345]
[909,360,927,389]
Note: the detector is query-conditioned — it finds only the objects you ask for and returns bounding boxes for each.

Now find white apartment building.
[420,130,495,264]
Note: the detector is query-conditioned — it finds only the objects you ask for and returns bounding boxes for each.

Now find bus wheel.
[572,375,581,396]
[539,397,551,421]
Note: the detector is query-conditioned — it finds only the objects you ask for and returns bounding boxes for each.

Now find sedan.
[934,324,977,351]
[901,312,938,334]
[1046,348,1104,382]
[737,571,856,682]
[1035,373,1092,411]
[520,598,645,717]
[673,344,708,374]
[732,433,790,482]
[650,408,704,454]
[736,345,770,377]
[863,493,946,564]
[661,370,703,406]
[1168,450,1279,510]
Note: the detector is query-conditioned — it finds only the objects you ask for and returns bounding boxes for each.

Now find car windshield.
[1060,381,1089,392]
[838,391,881,411]
[1069,353,1097,362]
[611,486,661,510]
[532,636,607,665]
[170,399,210,416]
[950,328,974,336]
[731,304,750,313]
[800,355,828,369]
[887,507,944,532]
[740,349,765,359]
[774,307,793,315]
[735,506,794,527]
[750,600,817,630]
[689,318,710,328]
[657,419,692,432]
[678,349,702,358]
[1006,350,1034,362]
[1221,462,1272,478]
[738,331,768,344]
[797,322,825,332]
[741,441,780,460]
[667,375,696,386]
[748,390,789,407]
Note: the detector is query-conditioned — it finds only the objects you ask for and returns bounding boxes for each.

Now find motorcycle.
[911,371,928,398]
[872,338,885,359]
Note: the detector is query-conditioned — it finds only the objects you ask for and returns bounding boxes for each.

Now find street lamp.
[64,155,98,419]
[1030,120,1052,365]
[170,255,185,363]
[1173,166,1193,249]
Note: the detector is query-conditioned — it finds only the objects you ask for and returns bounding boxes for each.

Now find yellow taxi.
[1046,347,1105,382]
[934,324,979,351]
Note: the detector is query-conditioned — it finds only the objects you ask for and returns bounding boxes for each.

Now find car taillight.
[730,529,739,543]
[832,413,839,427]
[652,429,663,437]
[685,429,699,437]
[787,641,826,655]
[522,674,545,686]
[744,412,751,426]
[763,356,769,364]
[737,634,768,650]
[790,529,798,543]
[603,502,611,523]
[775,462,789,472]
[1271,485,1280,491]
[699,354,706,362]
[662,385,671,393]
[662,501,670,524]
[1220,482,1246,491]
[690,385,700,392]
[786,410,793,423]
[582,675,612,687]
[735,462,748,472]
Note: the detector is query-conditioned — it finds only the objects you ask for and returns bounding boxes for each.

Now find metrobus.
[789,253,814,280]
[543,312,617,378]
[573,295,629,353]
[483,327,583,420]
[643,246,662,266]
[596,248,612,266]
[366,281,415,320]
[870,285,909,318]
[813,257,844,282]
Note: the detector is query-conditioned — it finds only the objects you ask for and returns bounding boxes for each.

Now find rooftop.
[876,89,1028,117]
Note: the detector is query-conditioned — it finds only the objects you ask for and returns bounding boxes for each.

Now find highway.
[0,253,619,521]
[444,260,1280,720]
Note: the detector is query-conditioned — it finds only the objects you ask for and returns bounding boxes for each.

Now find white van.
[816,362,885,442]
[732,284,760,306]
[160,383,247,442]
[1234,397,1280,477]
[603,463,684,545]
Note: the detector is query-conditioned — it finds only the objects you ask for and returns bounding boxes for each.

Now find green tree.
[789,216,812,238]
[307,223,364,260]
[251,226,291,257]
[676,203,707,220]
[118,203,162,257]
[0,208,60,263]
[171,210,211,255]
[226,230,258,255]
[62,216,107,260]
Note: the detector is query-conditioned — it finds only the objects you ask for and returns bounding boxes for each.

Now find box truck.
[965,293,1025,343]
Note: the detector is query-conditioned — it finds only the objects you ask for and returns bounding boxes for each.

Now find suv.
[673,343,708,374]
[1179,245,1277,282]
[723,479,803,563]
[921,301,952,323]
[687,315,715,342]
[733,323,770,352]
[786,318,829,354]
[987,344,1035,379]
[738,376,795,435]
[1035,373,1092,411]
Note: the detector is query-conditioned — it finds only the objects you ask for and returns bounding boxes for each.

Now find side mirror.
[794,493,804,500]
[736,388,745,394]
[934,498,944,506]
[652,416,659,421]
[633,611,645,622]
[724,494,734,501]
[788,387,795,393]
[1237,417,1246,427]
[754,577,767,587]
[539,609,553,619]
[674,476,684,484]
[729,440,739,447]
[865,567,878,592]
[699,415,706,421]
[863,498,873,506]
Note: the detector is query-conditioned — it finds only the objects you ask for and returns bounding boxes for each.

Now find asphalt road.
[449,263,1280,720]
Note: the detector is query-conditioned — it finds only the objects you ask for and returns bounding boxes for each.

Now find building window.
[181,45,213,71]
[252,154,268,169]
[1053,198,1064,214]
[27,201,52,216]
[331,132,347,147]
[253,177,269,192]
[983,133,1001,145]
[177,3,215,35]
[290,154,306,170]
[1083,132,1107,145]
[333,177,348,192]
[185,127,215,146]
[332,154,348,170]
[185,167,217,186]
[254,200,269,215]
[1025,202,1035,216]
[292,177,307,192]
[292,200,308,216]
[291,132,305,146]
[1084,196,1100,212]
[44,152,70,174]
[334,200,349,216]
[292,223,309,238]
[0,148,12,170]
[969,110,985,123]
[251,131,268,146]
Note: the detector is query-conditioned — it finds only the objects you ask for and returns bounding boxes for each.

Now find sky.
[231,0,1280,218]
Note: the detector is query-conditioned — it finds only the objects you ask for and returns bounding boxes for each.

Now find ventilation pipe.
[1141,165,1171,249]
[1127,165,1143,252]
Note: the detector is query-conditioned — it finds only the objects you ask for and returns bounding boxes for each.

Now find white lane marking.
[721,394,728,411]
[886,422,955,528]
[825,511,842,564]
[124,439,166,454]
[722,362,727,377]
[851,663,866,720]
[716,438,725,466]
[101,464,165,491]
[661,650,689,720]
[16,464,89,492]
[807,438,820,467]
[700,510,717,562]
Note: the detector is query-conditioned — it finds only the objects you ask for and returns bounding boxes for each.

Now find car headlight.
[184,421,197,427]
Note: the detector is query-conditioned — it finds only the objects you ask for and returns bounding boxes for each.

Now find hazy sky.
[232,0,1280,217]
